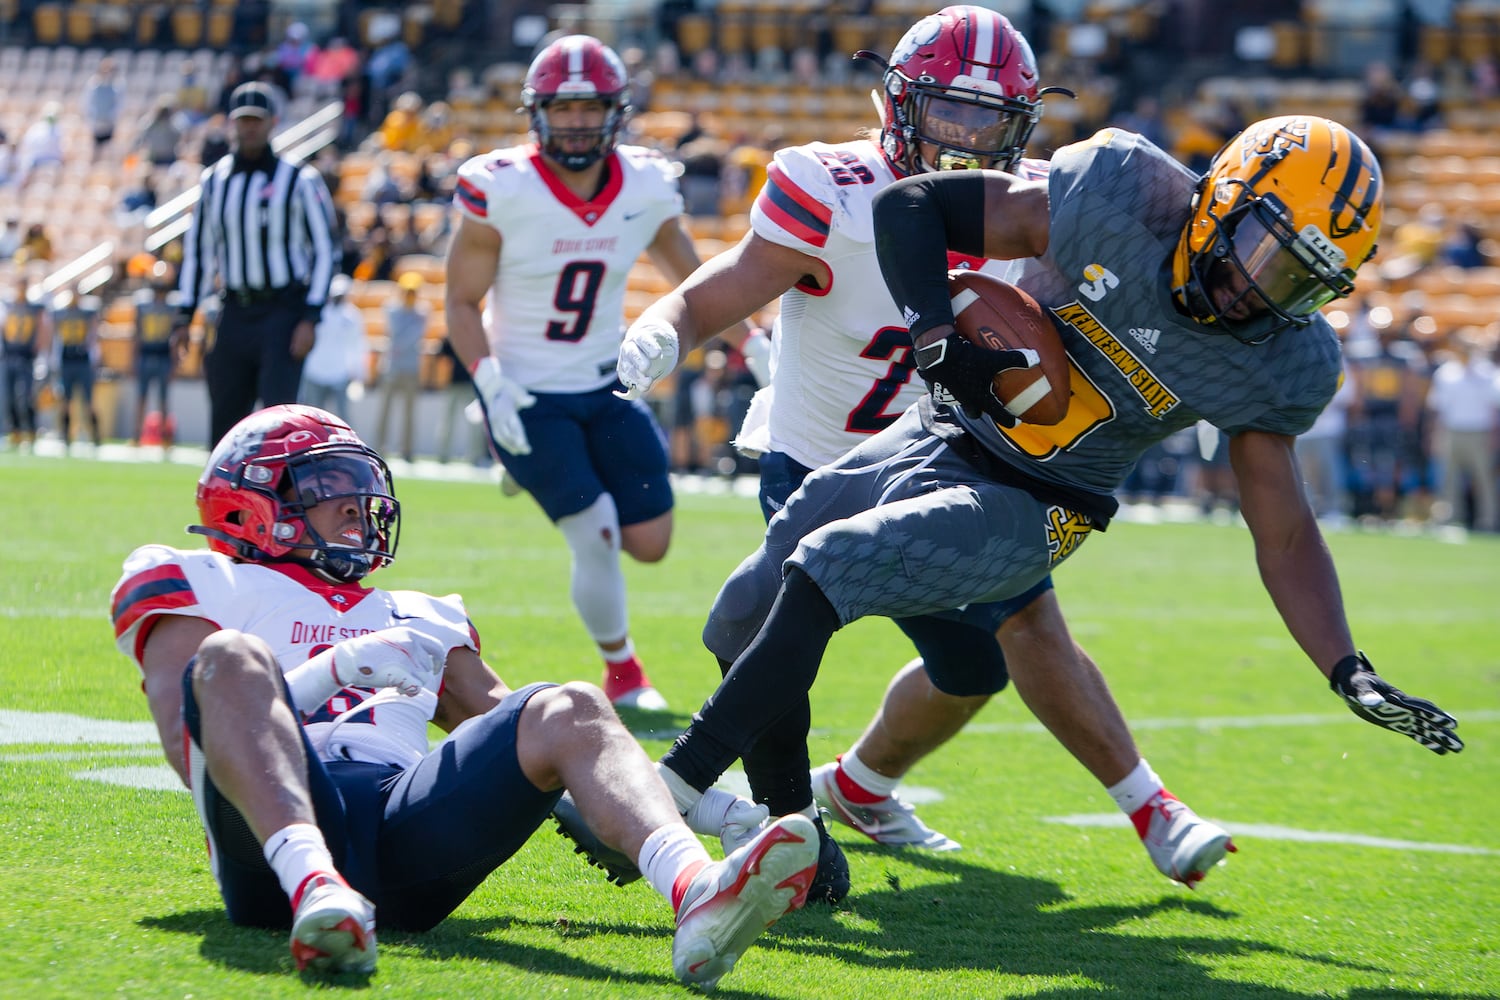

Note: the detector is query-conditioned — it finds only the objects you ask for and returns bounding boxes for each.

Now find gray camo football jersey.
[958,128,1343,496]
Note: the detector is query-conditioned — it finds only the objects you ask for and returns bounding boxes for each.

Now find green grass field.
[1,453,1496,998]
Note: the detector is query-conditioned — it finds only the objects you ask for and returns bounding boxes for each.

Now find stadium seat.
[132,13,156,46]
[32,3,64,45]
[391,254,445,285]
[170,6,202,47]
[206,9,232,48]
[677,14,713,57]
[65,5,94,45]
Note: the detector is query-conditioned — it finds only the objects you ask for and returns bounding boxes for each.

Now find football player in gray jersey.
[653,114,1462,900]
[623,8,1235,897]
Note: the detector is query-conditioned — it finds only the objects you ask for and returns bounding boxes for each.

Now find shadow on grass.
[140,848,1494,999]
[769,846,1493,1000]
[140,908,678,990]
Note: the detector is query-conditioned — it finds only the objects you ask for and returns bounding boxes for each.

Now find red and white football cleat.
[602,655,669,711]
[671,814,819,991]
[1132,791,1237,888]
[289,871,377,974]
[811,761,961,852]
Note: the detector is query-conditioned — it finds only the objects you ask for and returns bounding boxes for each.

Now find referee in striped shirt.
[174,81,340,447]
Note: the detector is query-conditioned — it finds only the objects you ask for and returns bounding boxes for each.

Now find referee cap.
[229,82,278,119]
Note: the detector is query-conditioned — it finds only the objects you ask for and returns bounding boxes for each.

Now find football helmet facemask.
[191,405,399,583]
[522,34,631,171]
[1173,115,1382,343]
[871,6,1043,176]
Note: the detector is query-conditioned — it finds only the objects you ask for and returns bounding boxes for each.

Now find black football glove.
[913,332,1038,427]
[1330,651,1463,755]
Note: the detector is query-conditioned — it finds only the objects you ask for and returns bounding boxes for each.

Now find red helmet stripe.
[967,7,998,65]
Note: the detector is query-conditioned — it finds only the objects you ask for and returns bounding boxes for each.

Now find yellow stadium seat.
[170,7,202,47]
[65,5,94,45]
[32,3,63,44]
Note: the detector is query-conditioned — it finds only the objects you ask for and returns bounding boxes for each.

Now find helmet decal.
[1239,119,1311,162]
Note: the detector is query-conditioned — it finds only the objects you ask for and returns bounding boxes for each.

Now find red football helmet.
[522,34,631,171]
[876,6,1042,176]
[191,405,399,582]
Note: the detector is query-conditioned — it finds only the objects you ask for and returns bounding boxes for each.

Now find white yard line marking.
[1046,814,1499,856]
[7,748,163,762]
[961,709,1500,737]
[0,709,158,745]
[73,765,186,792]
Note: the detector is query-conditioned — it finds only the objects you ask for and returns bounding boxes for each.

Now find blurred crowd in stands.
[2,2,1499,534]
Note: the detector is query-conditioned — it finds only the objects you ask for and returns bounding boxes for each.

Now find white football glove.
[471,356,535,455]
[614,318,680,400]
[742,327,772,387]
[284,625,450,713]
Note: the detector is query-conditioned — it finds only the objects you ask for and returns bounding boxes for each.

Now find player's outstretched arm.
[618,231,813,399]
[1231,431,1462,754]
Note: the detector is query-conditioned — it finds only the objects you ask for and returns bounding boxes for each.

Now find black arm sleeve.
[872,170,989,339]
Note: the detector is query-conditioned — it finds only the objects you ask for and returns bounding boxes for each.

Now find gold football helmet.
[1173,115,1382,341]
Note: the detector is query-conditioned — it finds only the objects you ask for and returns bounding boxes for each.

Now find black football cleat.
[552,791,642,886]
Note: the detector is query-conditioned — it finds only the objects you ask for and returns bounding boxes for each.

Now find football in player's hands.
[948,270,1071,425]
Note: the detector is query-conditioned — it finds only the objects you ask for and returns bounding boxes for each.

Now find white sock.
[839,749,900,799]
[1106,759,1164,815]
[600,637,636,664]
[263,822,337,904]
[557,494,629,643]
[638,823,711,910]
[657,761,704,815]
[682,785,736,835]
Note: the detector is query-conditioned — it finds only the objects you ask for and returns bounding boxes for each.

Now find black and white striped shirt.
[177,151,340,322]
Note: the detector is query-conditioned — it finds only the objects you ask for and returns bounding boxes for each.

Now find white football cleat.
[811,762,961,852]
[1132,791,1237,888]
[609,684,669,712]
[289,872,377,974]
[672,813,819,992]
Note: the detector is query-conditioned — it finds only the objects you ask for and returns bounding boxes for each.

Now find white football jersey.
[748,140,1041,469]
[455,142,684,393]
[111,545,477,767]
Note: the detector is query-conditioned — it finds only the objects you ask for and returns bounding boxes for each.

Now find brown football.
[947,269,1070,426]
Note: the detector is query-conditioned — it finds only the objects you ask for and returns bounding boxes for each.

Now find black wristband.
[1328,652,1365,691]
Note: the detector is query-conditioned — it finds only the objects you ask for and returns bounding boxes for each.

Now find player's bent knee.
[701,554,782,663]
[193,629,279,684]
[528,680,616,728]
[621,515,671,563]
